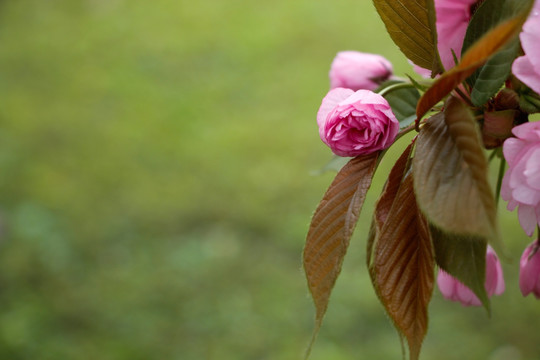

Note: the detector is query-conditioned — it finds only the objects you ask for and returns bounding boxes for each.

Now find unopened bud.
[482,110,516,149]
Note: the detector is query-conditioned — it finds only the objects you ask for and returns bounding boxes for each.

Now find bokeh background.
[0,0,539,359]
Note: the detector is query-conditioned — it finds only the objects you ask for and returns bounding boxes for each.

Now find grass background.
[0,0,539,359]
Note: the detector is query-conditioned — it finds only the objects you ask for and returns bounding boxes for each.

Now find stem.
[488,149,498,162]
[495,154,506,208]
[378,82,416,97]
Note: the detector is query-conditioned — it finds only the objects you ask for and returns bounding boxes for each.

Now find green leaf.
[372,0,442,75]
[303,153,379,358]
[412,97,500,309]
[377,80,421,128]
[406,74,429,92]
[416,6,533,121]
[468,41,519,106]
[370,143,434,360]
[429,226,488,311]
[462,0,529,106]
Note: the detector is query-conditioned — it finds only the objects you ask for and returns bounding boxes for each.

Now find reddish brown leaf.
[303,153,379,347]
[374,144,414,230]
[370,144,434,360]
[415,97,497,239]
[412,97,499,308]
[367,144,413,280]
[416,8,532,122]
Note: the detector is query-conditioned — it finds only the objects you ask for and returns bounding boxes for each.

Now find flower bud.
[519,241,540,298]
[329,51,393,91]
[494,88,520,111]
[481,110,517,149]
[437,246,505,306]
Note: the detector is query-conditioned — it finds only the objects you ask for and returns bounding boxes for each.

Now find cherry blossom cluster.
[316,0,540,305]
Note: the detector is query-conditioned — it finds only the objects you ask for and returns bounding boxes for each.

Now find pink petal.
[500,167,514,203]
[511,121,540,141]
[524,147,540,190]
[502,138,526,165]
[512,55,540,95]
[494,268,505,295]
[520,6,540,71]
[513,3,540,92]
[339,89,389,107]
[518,204,537,236]
[508,147,540,205]
[317,88,354,129]
[410,60,432,78]
[329,51,393,91]
[485,247,505,296]
[437,270,457,299]
[456,282,481,306]
[510,183,540,206]
[520,243,540,297]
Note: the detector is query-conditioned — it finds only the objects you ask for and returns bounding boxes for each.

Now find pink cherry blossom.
[329,51,393,91]
[317,88,399,157]
[512,0,540,93]
[501,122,540,236]
[437,246,505,306]
[519,240,540,298]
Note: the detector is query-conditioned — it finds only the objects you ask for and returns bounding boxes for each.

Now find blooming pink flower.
[329,51,393,91]
[519,240,540,298]
[437,246,505,306]
[501,121,540,236]
[317,88,399,157]
[512,1,540,93]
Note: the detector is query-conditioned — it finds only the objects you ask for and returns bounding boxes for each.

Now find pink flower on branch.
[501,121,540,236]
[519,240,540,298]
[437,246,505,306]
[317,88,399,157]
[512,0,540,93]
[329,51,393,91]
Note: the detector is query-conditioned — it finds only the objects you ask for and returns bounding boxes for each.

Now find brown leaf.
[413,97,499,308]
[367,144,413,280]
[414,97,497,237]
[370,144,434,360]
[416,8,532,121]
[303,152,379,351]
[373,0,442,75]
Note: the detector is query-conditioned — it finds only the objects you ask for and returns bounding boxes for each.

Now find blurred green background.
[0,0,538,359]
